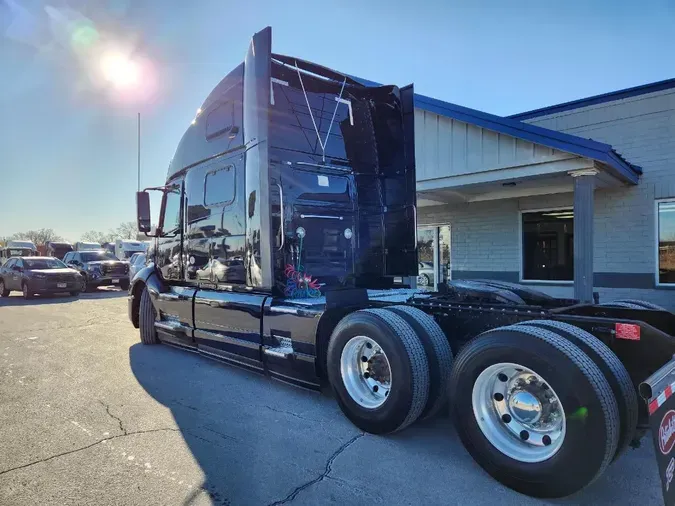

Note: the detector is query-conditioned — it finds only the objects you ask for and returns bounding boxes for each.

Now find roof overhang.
[414,95,641,185]
[350,75,642,186]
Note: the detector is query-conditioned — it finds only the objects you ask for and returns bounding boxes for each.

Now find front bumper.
[27,278,80,293]
[89,276,129,287]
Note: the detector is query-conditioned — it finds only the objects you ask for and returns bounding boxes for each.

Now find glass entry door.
[416,225,450,291]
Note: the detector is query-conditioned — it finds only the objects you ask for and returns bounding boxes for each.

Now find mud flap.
[640,356,675,505]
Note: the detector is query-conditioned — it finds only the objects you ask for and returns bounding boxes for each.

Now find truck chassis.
[130,26,675,503]
[130,274,675,500]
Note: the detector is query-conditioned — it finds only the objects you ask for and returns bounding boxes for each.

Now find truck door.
[151,177,196,348]
[185,153,265,370]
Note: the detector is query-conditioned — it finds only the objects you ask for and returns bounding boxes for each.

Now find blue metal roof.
[509,78,675,121]
[350,75,641,184]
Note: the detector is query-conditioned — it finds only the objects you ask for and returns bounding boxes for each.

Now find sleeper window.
[204,166,235,206]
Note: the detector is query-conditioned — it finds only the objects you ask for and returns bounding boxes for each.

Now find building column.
[570,168,598,303]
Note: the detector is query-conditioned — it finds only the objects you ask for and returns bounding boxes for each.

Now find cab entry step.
[263,337,294,359]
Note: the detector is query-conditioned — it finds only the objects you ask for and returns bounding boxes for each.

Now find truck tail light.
[615,323,641,341]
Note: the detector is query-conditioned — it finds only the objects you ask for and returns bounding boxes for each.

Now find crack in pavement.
[99,400,128,435]
[0,428,180,477]
[266,433,365,505]
[264,405,323,424]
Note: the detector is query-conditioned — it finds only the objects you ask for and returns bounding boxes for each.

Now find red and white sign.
[615,323,641,341]
[660,410,675,455]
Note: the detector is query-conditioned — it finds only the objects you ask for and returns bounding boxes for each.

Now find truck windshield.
[24,258,67,269]
[81,251,118,262]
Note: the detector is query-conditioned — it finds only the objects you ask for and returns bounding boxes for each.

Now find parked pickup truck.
[64,250,130,291]
[128,27,675,503]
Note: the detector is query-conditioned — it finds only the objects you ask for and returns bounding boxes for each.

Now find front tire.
[22,283,33,300]
[449,324,619,498]
[79,275,90,293]
[139,287,159,345]
[0,279,9,297]
[327,308,430,434]
[119,279,130,291]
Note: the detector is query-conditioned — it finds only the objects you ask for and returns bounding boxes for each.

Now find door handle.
[300,214,343,220]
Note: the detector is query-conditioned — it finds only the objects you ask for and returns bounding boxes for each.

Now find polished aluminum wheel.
[340,336,392,409]
[472,362,566,463]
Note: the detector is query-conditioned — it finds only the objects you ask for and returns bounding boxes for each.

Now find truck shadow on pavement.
[128,343,662,506]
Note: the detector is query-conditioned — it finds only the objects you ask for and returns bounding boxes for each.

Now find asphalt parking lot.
[0,290,665,505]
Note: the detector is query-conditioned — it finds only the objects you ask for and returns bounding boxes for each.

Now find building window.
[657,201,675,284]
[521,209,574,281]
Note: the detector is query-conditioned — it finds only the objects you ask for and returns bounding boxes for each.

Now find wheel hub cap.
[509,390,542,424]
[340,336,392,409]
[472,362,566,463]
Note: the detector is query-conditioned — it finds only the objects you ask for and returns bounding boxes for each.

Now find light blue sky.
[1,0,673,240]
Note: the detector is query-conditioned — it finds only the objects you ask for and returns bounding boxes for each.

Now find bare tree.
[81,230,115,244]
[115,222,139,240]
[26,228,63,246]
[81,222,138,244]
[2,229,63,246]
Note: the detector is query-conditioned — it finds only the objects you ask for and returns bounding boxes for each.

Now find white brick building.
[408,79,675,308]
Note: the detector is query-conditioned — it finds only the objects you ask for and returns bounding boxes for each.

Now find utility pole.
[137,112,141,192]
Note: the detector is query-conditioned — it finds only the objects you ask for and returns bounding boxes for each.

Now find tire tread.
[517,319,637,461]
[139,287,158,345]
[384,305,453,419]
[450,324,620,496]
[361,308,430,432]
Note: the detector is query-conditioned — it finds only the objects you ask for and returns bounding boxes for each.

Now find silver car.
[417,261,434,287]
[128,252,147,280]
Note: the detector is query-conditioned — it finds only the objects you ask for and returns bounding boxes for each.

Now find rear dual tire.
[327,308,430,434]
[449,325,620,498]
[327,306,454,434]
[517,320,637,460]
[601,298,666,311]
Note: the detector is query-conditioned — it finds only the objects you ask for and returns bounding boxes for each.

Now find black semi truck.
[129,27,675,501]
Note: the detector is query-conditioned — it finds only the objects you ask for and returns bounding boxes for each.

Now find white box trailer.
[115,240,146,260]
[7,240,37,252]
[75,241,102,251]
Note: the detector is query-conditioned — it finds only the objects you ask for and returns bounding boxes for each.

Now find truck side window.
[204,166,235,206]
[163,184,182,233]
